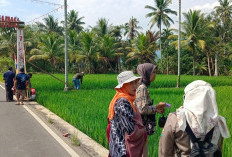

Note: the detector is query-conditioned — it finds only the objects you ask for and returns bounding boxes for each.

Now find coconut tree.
[29,32,64,72]
[75,31,98,73]
[93,18,109,37]
[0,28,17,60]
[67,10,85,33]
[126,33,159,63]
[215,0,232,33]
[110,25,123,41]
[124,17,142,42]
[171,10,208,75]
[36,15,63,35]
[145,0,177,60]
[97,34,123,73]
[161,28,174,74]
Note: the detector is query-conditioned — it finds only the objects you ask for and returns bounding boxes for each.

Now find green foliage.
[13,73,231,157]
[0,57,14,73]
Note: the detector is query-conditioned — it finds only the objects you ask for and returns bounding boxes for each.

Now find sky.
[0,0,220,31]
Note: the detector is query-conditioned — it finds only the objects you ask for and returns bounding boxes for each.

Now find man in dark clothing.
[72,72,84,90]
[13,67,29,105]
[3,67,15,101]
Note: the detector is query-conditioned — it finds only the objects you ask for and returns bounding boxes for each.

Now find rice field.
[0,74,231,156]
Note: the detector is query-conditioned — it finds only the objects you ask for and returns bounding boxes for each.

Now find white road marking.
[0,85,80,157]
[0,84,5,89]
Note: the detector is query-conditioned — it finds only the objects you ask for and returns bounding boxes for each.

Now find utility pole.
[64,0,69,91]
[177,0,181,88]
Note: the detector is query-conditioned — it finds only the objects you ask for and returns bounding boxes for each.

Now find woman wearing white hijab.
[159,80,230,157]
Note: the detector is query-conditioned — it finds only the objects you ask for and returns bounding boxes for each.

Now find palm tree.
[126,33,159,63]
[182,10,210,75]
[110,25,123,41]
[67,10,85,33]
[67,29,81,63]
[29,33,64,72]
[214,0,232,74]
[93,18,109,37]
[76,31,98,73]
[171,10,208,75]
[145,0,177,60]
[97,34,123,73]
[36,15,63,35]
[0,28,17,60]
[161,28,174,74]
[215,0,232,29]
[124,17,142,42]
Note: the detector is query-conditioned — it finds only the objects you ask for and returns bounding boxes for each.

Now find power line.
[26,5,64,24]
[30,0,62,6]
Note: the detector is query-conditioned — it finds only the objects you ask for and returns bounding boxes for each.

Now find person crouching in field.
[159,80,230,157]
[135,63,166,157]
[72,72,84,90]
[13,67,29,105]
[107,71,147,157]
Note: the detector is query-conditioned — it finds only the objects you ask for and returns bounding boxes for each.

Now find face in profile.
[150,70,157,82]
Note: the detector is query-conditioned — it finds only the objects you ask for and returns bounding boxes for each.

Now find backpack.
[185,123,222,157]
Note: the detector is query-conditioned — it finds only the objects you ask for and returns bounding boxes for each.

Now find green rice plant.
[0,73,231,156]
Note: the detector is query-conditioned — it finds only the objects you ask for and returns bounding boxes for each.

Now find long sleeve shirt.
[109,97,135,157]
[134,83,156,115]
[73,73,84,84]
[159,112,223,157]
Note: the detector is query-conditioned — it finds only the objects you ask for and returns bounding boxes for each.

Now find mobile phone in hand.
[165,103,171,108]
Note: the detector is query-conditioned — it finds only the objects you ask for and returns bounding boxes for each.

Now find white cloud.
[0,0,10,7]
[58,0,155,30]
[186,1,219,13]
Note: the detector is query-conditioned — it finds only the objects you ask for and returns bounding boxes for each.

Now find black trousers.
[5,85,13,101]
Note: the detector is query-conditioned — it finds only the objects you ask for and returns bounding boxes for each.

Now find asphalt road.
[0,86,71,157]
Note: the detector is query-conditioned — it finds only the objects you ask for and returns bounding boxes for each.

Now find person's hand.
[156,108,165,114]
[156,102,166,109]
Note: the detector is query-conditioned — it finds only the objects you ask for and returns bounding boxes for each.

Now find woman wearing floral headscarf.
[135,63,166,157]
[107,71,147,157]
[159,80,230,157]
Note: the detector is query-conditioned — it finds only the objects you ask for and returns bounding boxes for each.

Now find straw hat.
[115,71,141,89]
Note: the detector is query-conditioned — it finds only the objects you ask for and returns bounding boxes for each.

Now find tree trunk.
[207,51,211,76]
[159,25,162,60]
[193,49,195,76]
[167,55,169,75]
[211,57,214,72]
[214,51,218,76]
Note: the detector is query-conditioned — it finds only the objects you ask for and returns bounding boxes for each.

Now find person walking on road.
[13,67,29,105]
[3,67,15,102]
[72,72,84,90]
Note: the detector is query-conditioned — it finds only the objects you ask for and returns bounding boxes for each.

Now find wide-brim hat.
[115,71,141,89]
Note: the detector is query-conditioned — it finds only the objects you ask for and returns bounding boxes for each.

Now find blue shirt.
[3,71,15,87]
[16,73,29,90]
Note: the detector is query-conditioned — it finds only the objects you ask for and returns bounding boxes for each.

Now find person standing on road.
[3,67,15,102]
[107,71,147,157]
[72,72,84,90]
[13,67,29,105]
[135,63,166,157]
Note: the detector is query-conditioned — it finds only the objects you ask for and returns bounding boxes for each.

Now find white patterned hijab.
[176,80,230,139]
